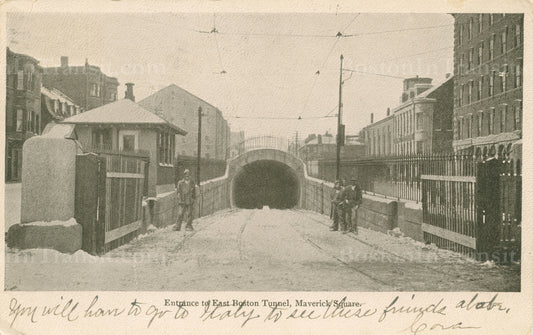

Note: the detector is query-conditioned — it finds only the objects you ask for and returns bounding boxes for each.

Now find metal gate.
[421,155,521,261]
[75,152,149,254]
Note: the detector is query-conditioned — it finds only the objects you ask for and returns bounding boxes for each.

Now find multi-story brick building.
[42,56,119,111]
[5,48,43,182]
[139,84,230,160]
[452,14,523,157]
[360,75,454,157]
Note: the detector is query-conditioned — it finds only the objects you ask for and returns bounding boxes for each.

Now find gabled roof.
[61,99,187,135]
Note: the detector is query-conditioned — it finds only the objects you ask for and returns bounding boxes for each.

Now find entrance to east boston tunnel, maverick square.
[232,160,300,209]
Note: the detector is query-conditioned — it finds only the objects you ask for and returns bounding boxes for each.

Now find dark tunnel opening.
[233,160,299,209]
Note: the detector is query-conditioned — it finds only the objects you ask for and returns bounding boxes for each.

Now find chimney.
[446,73,451,79]
[370,113,374,124]
[60,56,68,67]
[125,83,135,101]
[386,107,390,116]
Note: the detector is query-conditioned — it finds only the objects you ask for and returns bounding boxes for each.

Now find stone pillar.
[20,124,79,223]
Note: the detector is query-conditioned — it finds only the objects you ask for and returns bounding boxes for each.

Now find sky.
[7,13,454,139]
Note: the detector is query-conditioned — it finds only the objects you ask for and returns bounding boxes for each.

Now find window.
[158,131,174,165]
[468,115,473,138]
[478,77,483,101]
[16,109,23,132]
[468,81,473,104]
[26,111,32,133]
[459,25,463,45]
[501,64,508,92]
[17,70,24,90]
[27,70,34,90]
[90,83,100,97]
[92,129,112,149]
[119,130,138,152]
[477,111,483,136]
[489,14,494,26]
[501,27,507,54]
[468,17,473,39]
[515,63,522,88]
[489,109,495,134]
[515,24,522,47]
[468,48,474,70]
[489,72,494,97]
[489,35,495,60]
[479,14,483,32]
[514,104,521,130]
[500,105,507,133]
[478,43,483,65]
[457,118,462,140]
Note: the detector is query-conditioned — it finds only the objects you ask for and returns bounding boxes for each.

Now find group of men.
[330,178,363,234]
[173,169,363,234]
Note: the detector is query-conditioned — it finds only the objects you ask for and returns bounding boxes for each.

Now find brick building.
[139,84,230,160]
[42,56,119,111]
[452,14,523,157]
[360,75,454,157]
[5,48,43,182]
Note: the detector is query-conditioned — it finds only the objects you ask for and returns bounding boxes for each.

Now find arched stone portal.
[227,149,306,209]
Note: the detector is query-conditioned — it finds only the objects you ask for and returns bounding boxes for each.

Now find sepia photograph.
[3,10,523,295]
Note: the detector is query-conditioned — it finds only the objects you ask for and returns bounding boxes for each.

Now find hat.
[184,169,190,174]
[350,177,357,181]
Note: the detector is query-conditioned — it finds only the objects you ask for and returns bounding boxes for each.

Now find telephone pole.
[196,106,202,186]
[336,54,344,180]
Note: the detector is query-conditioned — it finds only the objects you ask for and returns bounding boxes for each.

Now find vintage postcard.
[1,0,531,334]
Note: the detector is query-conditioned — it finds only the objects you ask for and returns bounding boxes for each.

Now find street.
[5,208,519,291]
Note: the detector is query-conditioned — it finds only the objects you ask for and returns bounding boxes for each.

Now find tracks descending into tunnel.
[233,159,300,209]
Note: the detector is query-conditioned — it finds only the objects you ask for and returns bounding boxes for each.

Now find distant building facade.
[139,84,230,160]
[360,75,454,157]
[297,131,365,178]
[42,56,119,111]
[452,14,523,157]
[5,48,43,182]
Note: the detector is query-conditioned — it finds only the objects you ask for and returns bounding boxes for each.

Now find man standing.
[174,169,196,231]
[329,180,343,231]
[339,177,363,234]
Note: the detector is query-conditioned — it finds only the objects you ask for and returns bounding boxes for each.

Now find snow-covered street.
[5,208,520,291]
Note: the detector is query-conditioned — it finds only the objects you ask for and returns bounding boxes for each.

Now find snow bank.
[7,247,100,262]
[23,218,78,227]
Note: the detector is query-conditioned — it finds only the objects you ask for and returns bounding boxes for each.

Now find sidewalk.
[4,182,21,231]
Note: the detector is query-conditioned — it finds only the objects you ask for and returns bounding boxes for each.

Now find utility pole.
[336,54,344,180]
[196,106,202,186]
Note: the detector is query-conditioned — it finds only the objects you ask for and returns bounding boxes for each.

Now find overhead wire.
[299,13,361,119]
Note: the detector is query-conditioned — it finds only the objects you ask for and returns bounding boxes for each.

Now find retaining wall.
[303,176,423,240]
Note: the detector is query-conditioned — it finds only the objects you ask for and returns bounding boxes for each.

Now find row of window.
[454,104,521,140]
[54,100,81,117]
[12,109,41,134]
[456,63,522,107]
[8,70,37,91]
[458,24,522,74]
[396,109,414,137]
[458,14,521,45]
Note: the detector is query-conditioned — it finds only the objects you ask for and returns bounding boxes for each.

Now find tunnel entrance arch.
[227,149,306,209]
